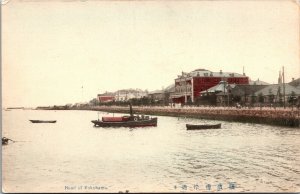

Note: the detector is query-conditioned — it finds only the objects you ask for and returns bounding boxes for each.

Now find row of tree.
[88,92,299,107]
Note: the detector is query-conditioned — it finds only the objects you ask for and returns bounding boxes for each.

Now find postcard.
[2,0,300,193]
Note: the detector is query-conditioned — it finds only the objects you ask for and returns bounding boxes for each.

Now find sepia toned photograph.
[2,0,300,193]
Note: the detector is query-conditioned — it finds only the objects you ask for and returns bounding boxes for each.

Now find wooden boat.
[29,120,57,123]
[91,104,157,128]
[2,137,13,145]
[186,123,221,130]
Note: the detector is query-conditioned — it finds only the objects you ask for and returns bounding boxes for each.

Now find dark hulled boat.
[92,116,157,128]
[91,104,157,128]
[29,120,57,123]
[186,123,221,130]
[2,137,13,145]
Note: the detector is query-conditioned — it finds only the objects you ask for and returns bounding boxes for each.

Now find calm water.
[2,110,300,192]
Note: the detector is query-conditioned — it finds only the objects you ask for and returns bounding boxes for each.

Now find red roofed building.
[97,92,115,103]
[171,68,249,104]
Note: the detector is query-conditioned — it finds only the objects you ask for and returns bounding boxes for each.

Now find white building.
[115,89,148,102]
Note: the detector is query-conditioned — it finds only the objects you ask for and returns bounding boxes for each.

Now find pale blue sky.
[2,0,299,107]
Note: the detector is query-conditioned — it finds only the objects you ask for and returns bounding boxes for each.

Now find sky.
[2,0,300,107]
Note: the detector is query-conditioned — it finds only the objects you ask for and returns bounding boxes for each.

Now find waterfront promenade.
[68,105,300,127]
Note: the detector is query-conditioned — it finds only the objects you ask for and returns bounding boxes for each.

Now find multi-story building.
[171,68,249,103]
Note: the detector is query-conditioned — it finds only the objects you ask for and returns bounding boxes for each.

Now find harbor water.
[2,110,300,192]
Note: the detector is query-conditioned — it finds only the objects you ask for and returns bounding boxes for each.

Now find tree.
[89,98,99,106]
[258,92,264,104]
[250,94,257,106]
[232,95,241,103]
[288,91,297,107]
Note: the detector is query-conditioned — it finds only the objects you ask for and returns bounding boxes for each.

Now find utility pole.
[227,83,230,107]
[282,66,286,109]
[184,76,187,104]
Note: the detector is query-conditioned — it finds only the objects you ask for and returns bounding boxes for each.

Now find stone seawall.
[81,106,300,128]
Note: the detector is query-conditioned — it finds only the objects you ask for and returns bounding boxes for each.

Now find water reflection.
[2,110,300,192]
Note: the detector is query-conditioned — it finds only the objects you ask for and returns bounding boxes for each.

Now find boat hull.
[2,139,9,145]
[186,123,221,130]
[92,118,157,128]
[29,120,57,123]
[2,137,12,145]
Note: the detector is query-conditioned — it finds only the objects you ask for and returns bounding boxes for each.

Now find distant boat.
[186,123,221,130]
[29,120,57,123]
[91,104,157,128]
[2,137,13,145]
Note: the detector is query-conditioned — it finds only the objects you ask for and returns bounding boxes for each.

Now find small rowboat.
[29,120,57,123]
[2,137,13,145]
[186,123,221,130]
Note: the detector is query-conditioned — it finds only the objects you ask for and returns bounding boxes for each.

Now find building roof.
[230,84,268,96]
[249,79,269,85]
[289,78,300,87]
[98,92,115,96]
[200,81,236,94]
[149,83,175,95]
[177,68,247,80]
[164,83,175,92]
[254,84,300,96]
[148,89,163,95]
[116,88,146,93]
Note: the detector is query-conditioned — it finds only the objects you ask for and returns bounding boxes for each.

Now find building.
[229,84,269,106]
[250,73,300,105]
[148,84,175,105]
[198,81,267,106]
[164,83,175,103]
[199,81,235,95]
[289,78,300,89]
[171,68,249,104]
[97,92,115,103]
[253,83,300,104]
[199,81,235,106]
[148,89,164,102]
[115,89,148,102]
[249,78,270,85]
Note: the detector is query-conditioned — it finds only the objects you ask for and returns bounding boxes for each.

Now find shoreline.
[37,106,300,128]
